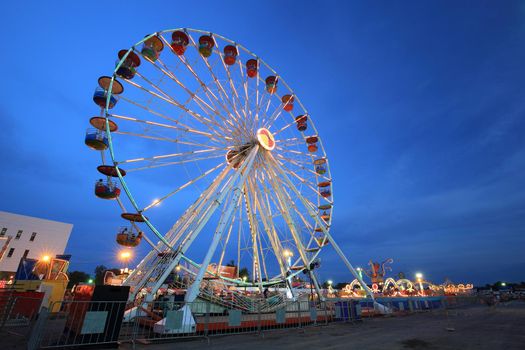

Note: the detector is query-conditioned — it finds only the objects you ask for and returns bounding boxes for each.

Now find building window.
[30,232,37,241]
[15,230,23,240]
[0,228,6,236]
[7,248,15,257]
[22,249,30,259]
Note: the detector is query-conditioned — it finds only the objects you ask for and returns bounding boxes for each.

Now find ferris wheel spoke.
[214,41,251,124]
[274,155,331,185]
[273,160,330,202]
[216,195,241,273]
[268,155,331,234]
[124,154,224,173]
[253,81,271,126]
[262,95,290,130]
[243,185,264,289]
[176,145,257,251]
[275,146,315,160]
[149,57,248,140]
[264,160,324,296]
[161,35,249,140]
[116,147,227,165]
[235,56,252,132]
[268,155,371,297]
[140,55,224,121]
[142,161,225,212]
[247,176,280,281]
[257,228,270,283]
[261,161,308,258]
[273,117,301,136]
[133,69,232,137]
[120,78,231,138]
[109,113,223,141]
[252,177,289,277]
[113,130,227,150]
[113,99,230,145]
[162,165,233,246]
[186,35,247,127]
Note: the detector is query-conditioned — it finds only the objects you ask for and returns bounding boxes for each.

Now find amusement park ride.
[85,28,390,323]
[336,259,473,298]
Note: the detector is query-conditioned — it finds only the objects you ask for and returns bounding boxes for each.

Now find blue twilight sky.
[1,1,524,285]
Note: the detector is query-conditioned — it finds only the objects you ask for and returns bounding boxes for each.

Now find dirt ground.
[116,301,525,350]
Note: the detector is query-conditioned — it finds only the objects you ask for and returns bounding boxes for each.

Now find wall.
[0,211,73,273]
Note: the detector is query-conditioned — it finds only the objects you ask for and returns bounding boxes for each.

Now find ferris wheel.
[85,28,368,304]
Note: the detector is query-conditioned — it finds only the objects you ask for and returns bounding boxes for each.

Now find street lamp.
[283,249,293,267]
[119,250,132,268]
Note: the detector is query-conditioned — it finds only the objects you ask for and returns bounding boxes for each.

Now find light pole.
[356,267,363,280]
[415,272,424,294]
[242,276,247,292]
[327,280,334,296]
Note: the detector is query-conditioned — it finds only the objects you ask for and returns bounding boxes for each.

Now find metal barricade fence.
[33,299,129,349]
[30,295,482,349]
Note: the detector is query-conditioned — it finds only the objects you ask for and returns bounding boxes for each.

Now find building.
[0,211,73,278]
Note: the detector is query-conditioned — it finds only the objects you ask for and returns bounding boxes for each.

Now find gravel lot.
[115,301,525,350]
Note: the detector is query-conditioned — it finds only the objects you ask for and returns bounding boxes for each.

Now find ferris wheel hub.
[256,128,275,151]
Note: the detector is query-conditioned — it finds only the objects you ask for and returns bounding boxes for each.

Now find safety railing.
[28,295,482,349]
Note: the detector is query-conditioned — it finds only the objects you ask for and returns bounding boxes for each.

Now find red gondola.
[223,45,238,65]
[295,115,307,131]
[265,76,278,94]
[171,31,189,55]
[94,179,121,199]
[282,95,294,111]
[199,35,215,58]
[116,50,141,79]
[116,227,143,247]
[306,136,318,152]
[141,35,164,62]
[246,59,258,78]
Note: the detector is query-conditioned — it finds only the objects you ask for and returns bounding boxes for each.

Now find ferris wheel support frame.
[141,146,259,302]
[123,165,233,301]
[185,146,259,302]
